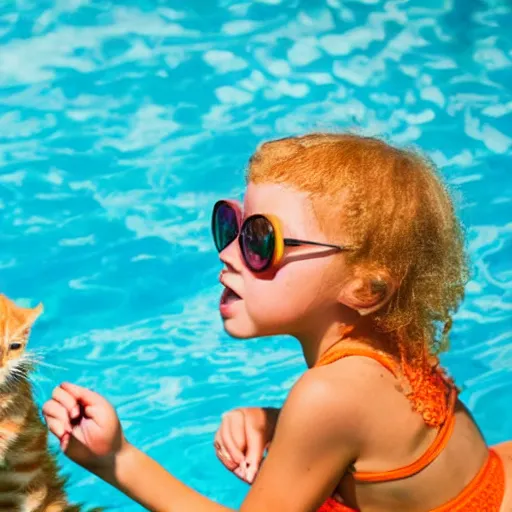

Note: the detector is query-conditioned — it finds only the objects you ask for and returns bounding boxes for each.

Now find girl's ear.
[337,268,397,316]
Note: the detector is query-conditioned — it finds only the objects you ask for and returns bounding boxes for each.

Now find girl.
[43,133,512,511]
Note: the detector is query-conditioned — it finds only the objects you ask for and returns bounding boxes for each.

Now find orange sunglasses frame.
[212,200,354,273]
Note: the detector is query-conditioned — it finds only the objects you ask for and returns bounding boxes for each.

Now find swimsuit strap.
[353,388,456,482]
[316,343,401,377]
[317,448,505,512]
[314,342,457,483]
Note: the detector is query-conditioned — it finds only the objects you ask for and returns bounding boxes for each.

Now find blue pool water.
[0,0,511,509]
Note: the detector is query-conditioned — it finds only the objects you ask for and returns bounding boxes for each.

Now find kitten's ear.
[27,303,43,324]
[19,303,43,335]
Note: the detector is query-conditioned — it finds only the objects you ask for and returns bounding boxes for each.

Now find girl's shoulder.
[313,340,457,429]
[303,349,433,448]
[296,353,411,438]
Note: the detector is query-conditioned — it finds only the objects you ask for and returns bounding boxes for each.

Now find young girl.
[43,133,512,512]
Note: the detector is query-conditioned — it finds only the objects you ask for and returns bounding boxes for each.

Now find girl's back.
[315,344,507,511]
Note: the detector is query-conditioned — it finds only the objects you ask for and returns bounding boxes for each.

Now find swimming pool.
[0,0,510,509]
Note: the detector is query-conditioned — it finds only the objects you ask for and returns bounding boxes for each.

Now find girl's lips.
[219,287,242,318]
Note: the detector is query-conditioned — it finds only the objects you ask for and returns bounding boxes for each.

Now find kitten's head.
[0,294,43,387]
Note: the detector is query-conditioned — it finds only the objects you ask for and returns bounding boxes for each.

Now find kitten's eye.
[9,343,22,350]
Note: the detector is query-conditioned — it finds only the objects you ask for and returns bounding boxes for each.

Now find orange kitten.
[0,294,98,511]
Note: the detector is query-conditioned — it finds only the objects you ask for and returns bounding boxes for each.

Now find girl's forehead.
[244,182,302,210]
[243,182,318,230]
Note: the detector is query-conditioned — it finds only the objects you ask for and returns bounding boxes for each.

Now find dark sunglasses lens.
[213,203,239,252]
[241,216,275,272]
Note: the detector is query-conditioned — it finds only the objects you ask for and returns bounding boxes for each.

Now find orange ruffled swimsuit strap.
[314,342,505,512]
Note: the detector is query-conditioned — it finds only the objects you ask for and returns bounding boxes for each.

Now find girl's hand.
[42,382,125,470]
[214,407,280,484]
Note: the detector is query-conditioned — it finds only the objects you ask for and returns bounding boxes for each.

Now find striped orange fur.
[0,294,99,512]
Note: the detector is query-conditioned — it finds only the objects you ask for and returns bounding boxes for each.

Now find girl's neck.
[299,320,397,368]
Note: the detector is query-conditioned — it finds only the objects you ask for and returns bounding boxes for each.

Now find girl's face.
[218,182,352,341]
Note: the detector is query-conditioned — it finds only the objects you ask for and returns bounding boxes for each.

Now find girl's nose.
[219,239,243,273]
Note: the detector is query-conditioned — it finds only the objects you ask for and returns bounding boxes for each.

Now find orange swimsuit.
[314,343,505,512]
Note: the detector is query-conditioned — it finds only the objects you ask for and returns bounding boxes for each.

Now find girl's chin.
[222,318,285,340]
[222,319,255,340]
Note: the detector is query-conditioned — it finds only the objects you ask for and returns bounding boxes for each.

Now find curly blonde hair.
[247,133,469,363]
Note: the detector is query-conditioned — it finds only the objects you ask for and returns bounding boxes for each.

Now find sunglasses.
[212,200,354,273]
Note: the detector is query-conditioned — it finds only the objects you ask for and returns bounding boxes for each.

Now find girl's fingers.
[234,465,247,481]
[42,400,72,432]
[60,432,70,452]
[213,430,222,451]
[60,382,104,406]
[216,447,238,470]
[244,429,266,483]
[219,416,245,465]
[45,417,67,440]
[52,386,79,419]
[214,431,237,470]
[217,423,235,462]
[226,411,247,455]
